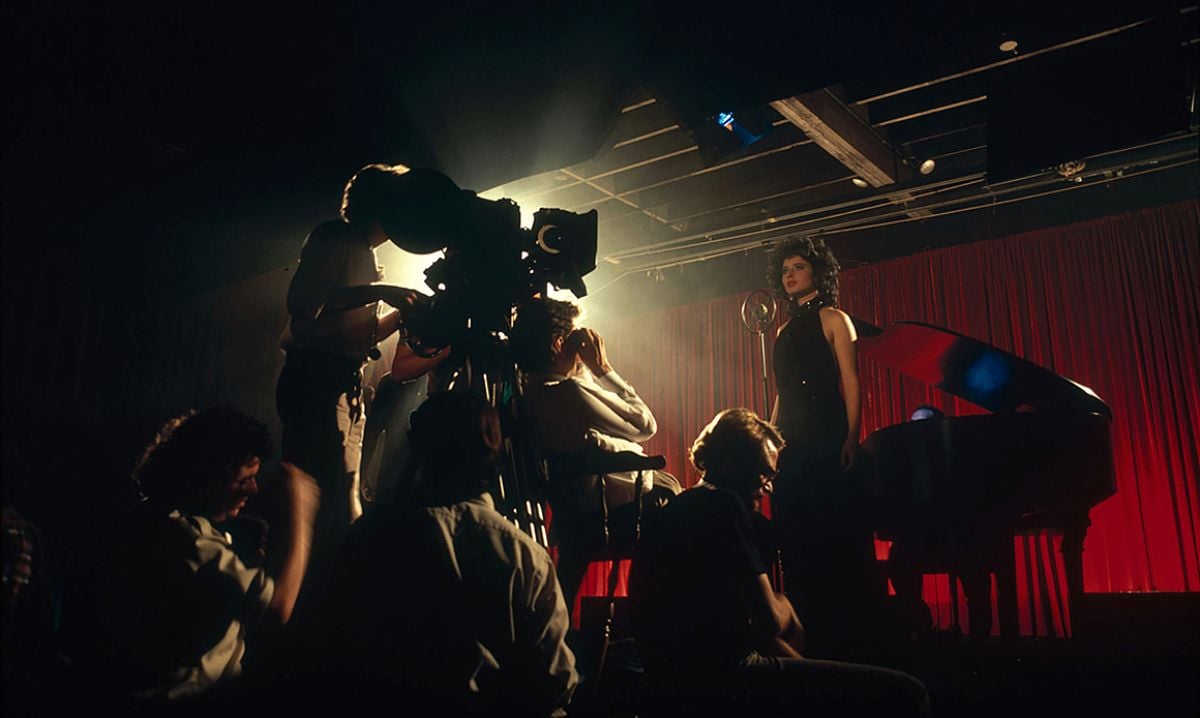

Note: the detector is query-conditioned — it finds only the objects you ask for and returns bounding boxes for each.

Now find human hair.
[407,391,501,501]
[510,298,581,373]
[765,236,841,306]
[339,163,412,224]
[133,407,273,514]
[689,408,783,489]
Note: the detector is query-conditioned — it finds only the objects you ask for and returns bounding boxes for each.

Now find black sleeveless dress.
[772,297,847,463]
[771,298,881,656]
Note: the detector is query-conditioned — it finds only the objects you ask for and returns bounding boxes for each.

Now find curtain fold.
[578,200,1200,635]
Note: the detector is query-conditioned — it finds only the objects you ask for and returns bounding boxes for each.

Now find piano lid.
[851,318,1111,418]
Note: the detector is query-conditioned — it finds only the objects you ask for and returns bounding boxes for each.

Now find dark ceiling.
[3,0,1196,516]
[4,0,1198,309]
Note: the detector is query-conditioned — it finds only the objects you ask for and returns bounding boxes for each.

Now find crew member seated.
[631,408,930,717]
[314,391,578,717]
[62,408,319,704]
[510,297,681,609]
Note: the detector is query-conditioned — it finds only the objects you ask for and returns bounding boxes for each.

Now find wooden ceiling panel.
[623,143,849,220]
[567,128,697,181]
[597,100,681,148]
[886,104,990,146]
[523,181,613,210]
[569,125,813,213]
[483,170,571,200]
[906,125,989,163]
[474,5,1194,280]
[863,76,990,129]
[597,216,666,254]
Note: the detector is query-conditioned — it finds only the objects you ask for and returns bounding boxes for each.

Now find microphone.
[740,290,777,333]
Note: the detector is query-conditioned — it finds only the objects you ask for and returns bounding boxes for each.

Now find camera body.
[379,170,597,356]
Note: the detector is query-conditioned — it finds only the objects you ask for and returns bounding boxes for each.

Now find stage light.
[851,177,870,188]
[919,158,936,175]
[714,111,764,146]
[999,39,1019,53]
[1056,160,1087,183]
[685,107,774,166]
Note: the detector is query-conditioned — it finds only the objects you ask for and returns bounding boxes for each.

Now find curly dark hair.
[765,236,841,307]
[690,408,784,489]
[510,298,581,373]
[133,407,273,514]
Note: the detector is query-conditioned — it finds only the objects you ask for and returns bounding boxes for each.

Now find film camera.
[364,168,595,531]
[377,168,598,357]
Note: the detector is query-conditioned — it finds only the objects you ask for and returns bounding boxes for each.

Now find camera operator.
[276,163,420,610]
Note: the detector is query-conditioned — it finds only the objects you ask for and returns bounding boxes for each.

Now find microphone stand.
[741,290,784,591]
[740,290,777,418]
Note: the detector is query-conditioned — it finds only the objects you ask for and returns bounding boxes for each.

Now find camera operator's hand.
[370,286,425,345]
[319,284,422,318]
[576,327,613,376]
[372,285,423,316]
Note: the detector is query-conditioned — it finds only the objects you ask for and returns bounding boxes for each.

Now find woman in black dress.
[767,237,880,658]
[768,238,859,470]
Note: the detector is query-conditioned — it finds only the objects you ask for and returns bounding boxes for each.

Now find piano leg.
[995,535,1020,639]
[1060,511,1091,638]
[960,570,994,639]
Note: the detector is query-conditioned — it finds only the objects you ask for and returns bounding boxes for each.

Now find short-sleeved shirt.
[631,485,768,674]
[79,508,274,701]
[155,512,275,699]
[282,219,383,359]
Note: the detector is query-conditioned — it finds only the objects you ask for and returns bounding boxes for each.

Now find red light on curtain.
[576,200,1200,635]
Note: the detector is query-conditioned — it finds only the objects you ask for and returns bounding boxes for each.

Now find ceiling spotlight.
[1055,159,1086,179]
[998,38,1019,53]
[851,177,870,188]
[918,158,936,175]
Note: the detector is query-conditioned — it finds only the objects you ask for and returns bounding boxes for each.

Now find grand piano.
[854,320,1117,637]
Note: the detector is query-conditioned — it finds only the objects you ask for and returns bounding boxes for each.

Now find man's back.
[319,494,577,716]
[631,486,769,677]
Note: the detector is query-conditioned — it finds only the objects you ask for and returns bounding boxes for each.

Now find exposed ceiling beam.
[771,87,934,218]
[771,88,901,187]
[592,149,1197,284]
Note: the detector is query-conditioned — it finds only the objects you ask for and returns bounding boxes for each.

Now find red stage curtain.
[578,200,1200,635]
